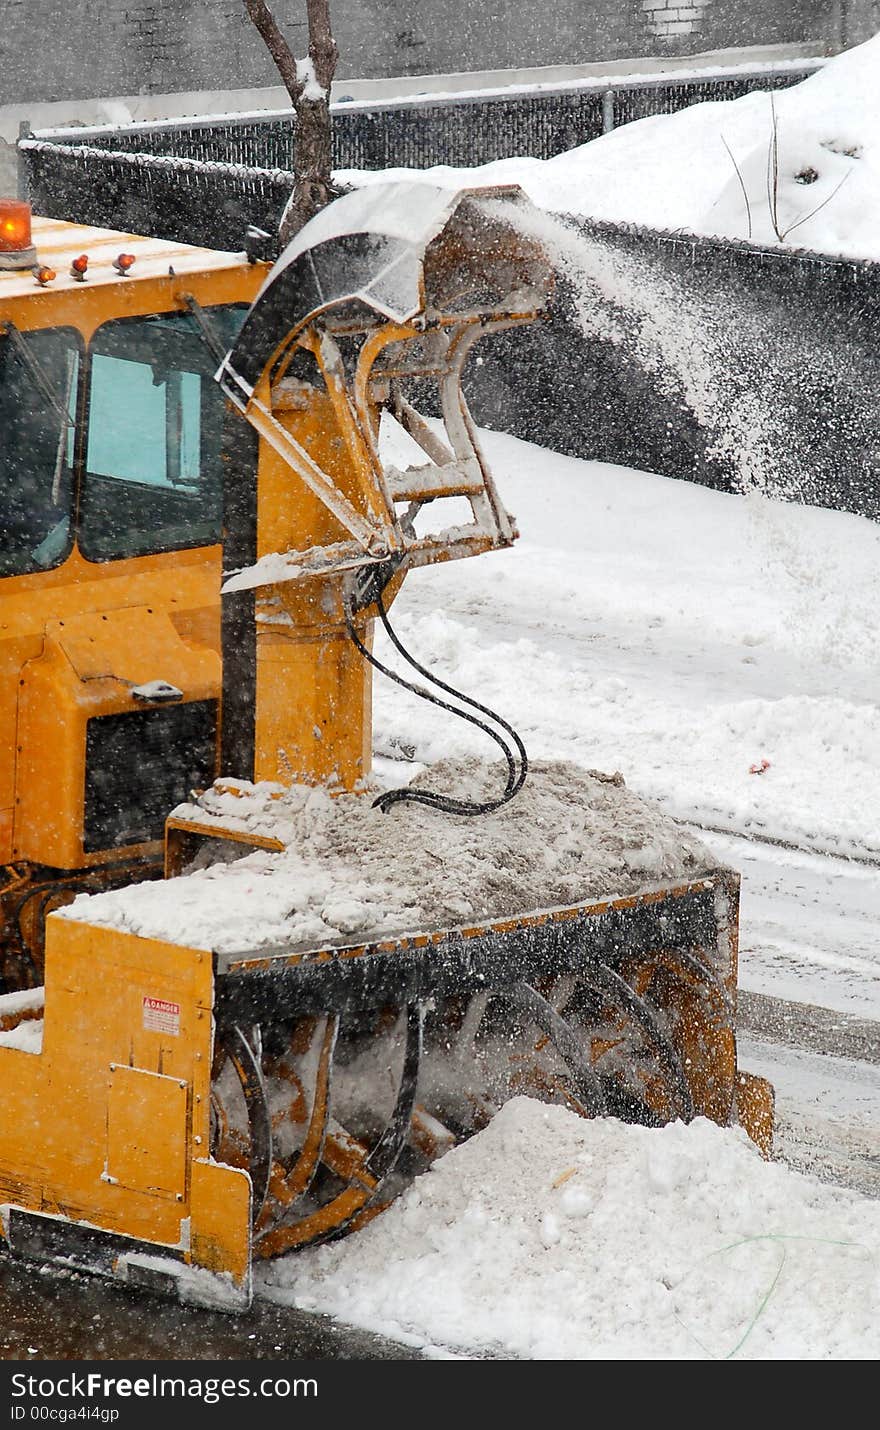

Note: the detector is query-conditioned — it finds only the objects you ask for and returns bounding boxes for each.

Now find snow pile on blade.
[59,758,717,953]
[258,1095,880,1360]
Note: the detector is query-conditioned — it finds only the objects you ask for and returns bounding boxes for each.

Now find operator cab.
[0,205,253,579]
[0,204,266,963]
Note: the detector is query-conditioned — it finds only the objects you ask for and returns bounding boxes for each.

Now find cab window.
[0,327,79,577]
[79,306,247,562]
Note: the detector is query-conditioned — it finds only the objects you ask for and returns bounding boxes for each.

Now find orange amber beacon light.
[0,199,37,268]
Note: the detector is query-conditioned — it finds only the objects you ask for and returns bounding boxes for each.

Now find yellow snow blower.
[0,184,773,1309]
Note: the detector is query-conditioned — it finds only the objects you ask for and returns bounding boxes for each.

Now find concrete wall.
[1,0,843,106]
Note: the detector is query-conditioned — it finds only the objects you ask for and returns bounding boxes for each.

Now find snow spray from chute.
[486,200,782,500]
[490,201,875,670]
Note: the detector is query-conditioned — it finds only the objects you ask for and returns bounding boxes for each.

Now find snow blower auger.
[0,183,773,1311]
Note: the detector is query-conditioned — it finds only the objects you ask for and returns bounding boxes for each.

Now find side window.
[88,357,202,489]
[0,327,80,578]
[79,306,247,562]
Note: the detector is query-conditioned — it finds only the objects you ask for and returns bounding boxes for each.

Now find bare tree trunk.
[244,0,339,247]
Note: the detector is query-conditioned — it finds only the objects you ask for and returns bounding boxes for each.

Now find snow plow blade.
[0,867,770,1307]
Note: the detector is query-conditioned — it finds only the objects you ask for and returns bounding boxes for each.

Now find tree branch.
[244,1,340,244]
[721,133,752,241]
[244,0,304,106]
[306,0,338,89]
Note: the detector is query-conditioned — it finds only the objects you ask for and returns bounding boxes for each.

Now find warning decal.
[143,995,181,1037]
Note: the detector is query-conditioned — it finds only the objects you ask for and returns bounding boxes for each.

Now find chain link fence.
[20,60,821,247]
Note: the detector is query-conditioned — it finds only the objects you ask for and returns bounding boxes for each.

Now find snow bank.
[338,34,880,261]
[60,759,717,954]
[259,1095,880,1359]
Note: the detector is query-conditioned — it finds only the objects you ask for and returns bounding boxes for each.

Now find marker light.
[113,252,136,274]
[70,254,89,281]
[0,199,37,269]
[33,265,56,286]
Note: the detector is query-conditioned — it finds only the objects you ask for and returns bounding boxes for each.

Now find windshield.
[0,327,79,578]
[79,306,247,562]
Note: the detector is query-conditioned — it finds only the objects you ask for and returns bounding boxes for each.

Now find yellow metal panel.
[254,625,372,788]
[55,605,219,687]
[190,1160,252,1287]
[0,919,216,1249]
[164,816,284,878]
[106,1064,189,1199]
[1,546,222,867]
[13,606,220,868]
[257,387,351,559]
[0,630,44,823]
[0,542,221,617]
[735,1071,776,1158]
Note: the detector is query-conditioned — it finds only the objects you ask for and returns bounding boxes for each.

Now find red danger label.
[142,996,181,1036]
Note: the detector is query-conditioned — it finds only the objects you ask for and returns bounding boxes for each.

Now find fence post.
[601,89,615,133]
[17,120,31,200]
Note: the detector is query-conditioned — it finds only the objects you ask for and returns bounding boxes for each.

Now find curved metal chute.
[216,180,551,409]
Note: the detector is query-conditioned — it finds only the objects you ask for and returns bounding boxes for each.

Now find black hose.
[376,594,528,796]
[344,589,528,818]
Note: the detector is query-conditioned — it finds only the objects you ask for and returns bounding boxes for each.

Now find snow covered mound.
[533,36,880,258]
[60,758,718,954]
[339,35,880,261]
[259,1096,880,1360]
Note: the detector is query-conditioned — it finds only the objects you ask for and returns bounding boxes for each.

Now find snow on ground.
[740,1036,880,1200]
[376,434,880,866]
[338,33,880,260]
[690,830,880,1020]
[259,1096,880,1360]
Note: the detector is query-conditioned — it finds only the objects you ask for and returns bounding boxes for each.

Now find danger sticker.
[143,996,181,1037]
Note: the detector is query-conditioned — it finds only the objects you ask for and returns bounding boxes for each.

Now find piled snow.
[0,1019,44,1054]
[295,57,327,105]
[338,34,880,261]
[60,759,717,954]
[0,987,45,1054]
[259,1096,880,1359]
[0,987,45,1018]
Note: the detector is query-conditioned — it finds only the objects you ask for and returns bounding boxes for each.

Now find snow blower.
[0,183,772,1309]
